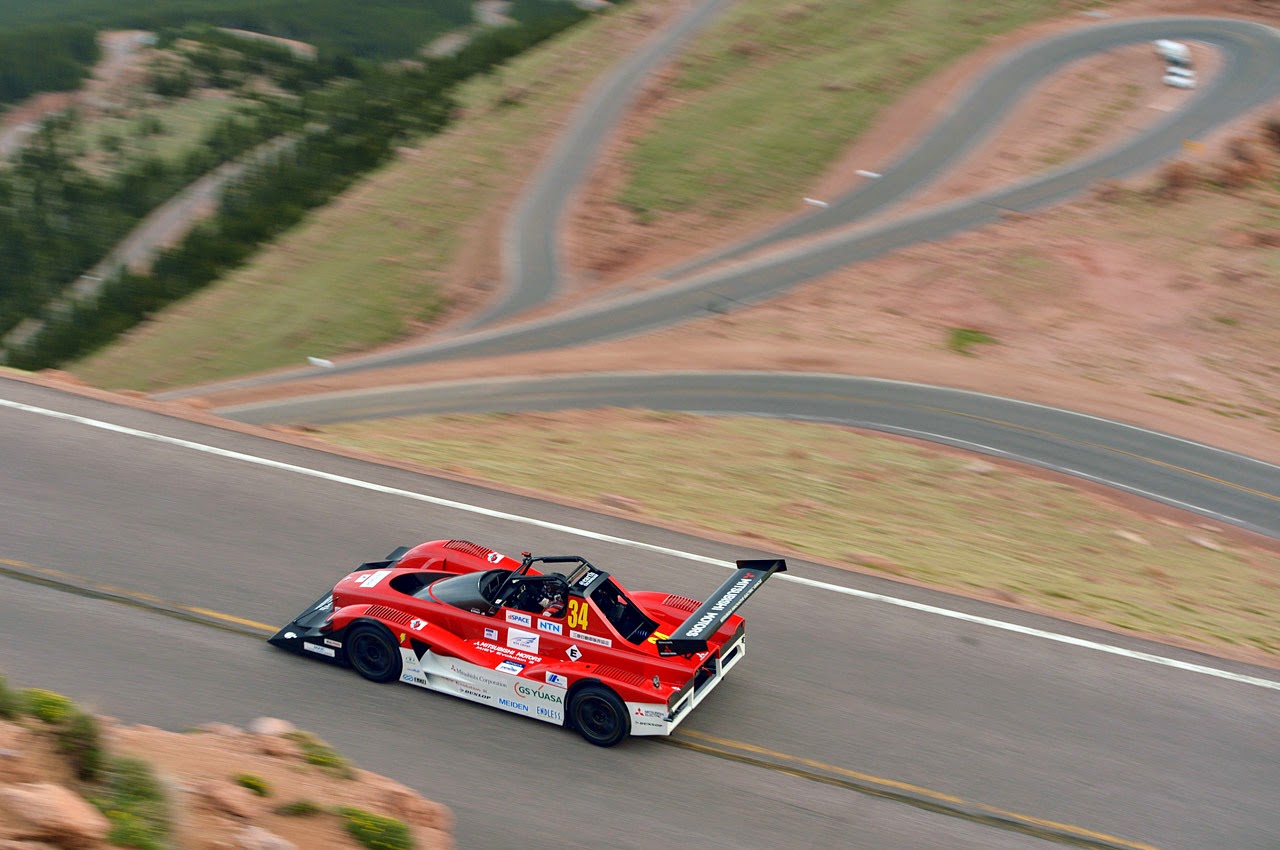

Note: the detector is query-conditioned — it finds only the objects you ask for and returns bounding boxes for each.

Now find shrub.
[1155,160,1199,200]
[1261,116,1280,153]
[0,675,17,719]
[947,327,996,356]
[337,806,414,850]
[21,688,75,724]
[56,711,103,782]
[234,773,271,796]
[285,731,355,779]
[92,756,170,850]
[276,799,322,816]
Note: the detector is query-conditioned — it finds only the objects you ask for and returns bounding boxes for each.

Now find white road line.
[4,395,1279,693]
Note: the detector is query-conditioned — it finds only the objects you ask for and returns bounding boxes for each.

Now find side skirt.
[397,647,568,727]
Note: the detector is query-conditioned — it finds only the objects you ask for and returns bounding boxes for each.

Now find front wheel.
[569,684,629,747]
[345,623,402,683]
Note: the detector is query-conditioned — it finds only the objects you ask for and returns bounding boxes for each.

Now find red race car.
[269,539,786,746]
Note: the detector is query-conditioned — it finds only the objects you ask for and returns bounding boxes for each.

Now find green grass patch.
[277,799,323,816]
[0,674,17,719]
[314,410,1280,655]
[947,327,996,355]
[338,806,414,850]
[73,94,257,174]
[286,730,355,779]
[620,0,1096,218]
[21,688,76,724]
[234,772,271,796]
[91,756,170,850]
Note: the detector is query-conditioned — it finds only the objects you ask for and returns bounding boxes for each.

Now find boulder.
[0,783,110,849]
[237,826,296,850]
[0,725,38,784]
[245,718,294,737]
[194,779,264,819]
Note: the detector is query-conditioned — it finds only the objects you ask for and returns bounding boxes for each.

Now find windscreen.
[591,579,658,643]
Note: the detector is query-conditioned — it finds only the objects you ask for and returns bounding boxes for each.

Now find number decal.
[567,599,589,631]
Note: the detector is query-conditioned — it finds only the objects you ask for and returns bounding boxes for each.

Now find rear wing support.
[656,558,787,657]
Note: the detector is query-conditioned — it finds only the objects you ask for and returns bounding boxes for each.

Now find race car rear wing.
[656,558,787,657]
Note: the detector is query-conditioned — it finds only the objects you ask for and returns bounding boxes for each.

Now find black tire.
[345,623,402,683]
[569,684,629,747]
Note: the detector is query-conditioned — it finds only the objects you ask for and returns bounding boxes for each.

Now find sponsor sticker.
[283,631,297,640]
[303,642,335,658]
[683,573,758,638]
[487,551,503,563]
[323,638,342,648]
[536,705,562,721]
[497,697,530,713]
[576,570,600,588]
[484,627,499,641]
[570,630,611,647]
[399,632,407,645]
[400,673,428,686]
[546,672,568,687]
[516,683,564,705]
[475,641,542,663]
[355,570,391,588]
[566,644,582,662]
[495,660,525,675]
[505,610,532,628]
[449,663,508,688]
[537,619,563,635]
[457,685,490,701]
[409,618,428,631]
[507,628,539,654]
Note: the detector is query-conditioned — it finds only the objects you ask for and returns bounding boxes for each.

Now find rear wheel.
[345,623,402,683]
[570,684,629,747]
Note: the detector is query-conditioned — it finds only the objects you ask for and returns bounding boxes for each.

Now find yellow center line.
[0,556,1171,849]
[183,606,276,632]
[0,558,277,634]
[677,729,1164,850]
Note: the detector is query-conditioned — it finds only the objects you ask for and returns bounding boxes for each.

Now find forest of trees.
[4,2,594,370]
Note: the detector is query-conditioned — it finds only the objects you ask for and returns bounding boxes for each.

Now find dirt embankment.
[0,713,454,850]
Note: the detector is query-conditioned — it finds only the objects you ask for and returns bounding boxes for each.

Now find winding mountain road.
[158,14,1280,395]
[220,371,1280,539]
[6,8,1280,850]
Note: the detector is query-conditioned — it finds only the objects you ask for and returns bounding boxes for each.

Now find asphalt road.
[3,377,1280,850]
[473,0,739,328]
[220,372,1280,539]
